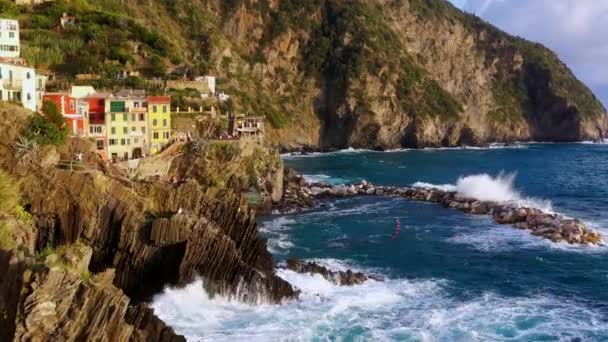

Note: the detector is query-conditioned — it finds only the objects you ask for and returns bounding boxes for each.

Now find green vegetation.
[407,0,605,119]
[0,170,27,250]
[25,101,68,146]
[19,0,175,77]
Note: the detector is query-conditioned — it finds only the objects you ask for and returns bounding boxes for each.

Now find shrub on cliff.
[25,109,68,146]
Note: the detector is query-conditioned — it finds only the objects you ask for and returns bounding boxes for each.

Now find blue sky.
[446,0,608,108]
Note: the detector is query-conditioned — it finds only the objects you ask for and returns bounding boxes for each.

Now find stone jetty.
[278,174,603,246]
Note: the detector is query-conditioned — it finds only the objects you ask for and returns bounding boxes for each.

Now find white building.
[0,62,46,111]
[0,19,19,59]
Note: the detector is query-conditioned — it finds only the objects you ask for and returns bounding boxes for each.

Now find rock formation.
[282,259,370,286]
[278,171,603,246]
[0,105,296,340]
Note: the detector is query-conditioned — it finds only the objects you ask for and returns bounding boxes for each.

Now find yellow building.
[147,96,172,154]
[106,90,148,161]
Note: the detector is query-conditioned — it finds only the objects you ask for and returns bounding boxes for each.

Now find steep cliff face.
[211,0,607,149]
[0,103,294,340]
[0,248,184,342]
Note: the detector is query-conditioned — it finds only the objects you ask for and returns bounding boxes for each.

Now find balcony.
[2,79,22,90]
[128,106,147,113]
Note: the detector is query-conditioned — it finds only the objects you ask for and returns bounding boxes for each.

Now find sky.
[446,0,608,108]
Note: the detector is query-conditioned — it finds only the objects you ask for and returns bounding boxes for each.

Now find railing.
[2,79,22,90]
[56,160,101,173]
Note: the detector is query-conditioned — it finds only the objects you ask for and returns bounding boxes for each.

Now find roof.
[115,89,146,97]
[147,96,171,103]
[83,93,112,99]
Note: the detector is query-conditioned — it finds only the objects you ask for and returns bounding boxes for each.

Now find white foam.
[413,173,553,212]
[258,217,296,254]
[412,181,457,192]
[152,262,608,341]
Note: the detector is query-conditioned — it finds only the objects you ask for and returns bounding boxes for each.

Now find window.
[163,132,170,139]
[69,100,75,110]
[162,119,167,127]
[26,72,31,79]
[123,113,128,121]
[27,93,31,101]
[141,127,146,133]
[131,114,136,121]
[120,139,126,146]
[9,32,14,38]
[139,114,144,121]
[111,113,116,121]
[127,139,131,145]
[134,138,139,144]
[124,152,129,160]
[162,105,167,113]
[153,105,158,113]
[153,132,159,139]
[110,101,125,112]
[90,126,102,134]
[96,140,104,150]
[111,127,116,135]
[131,127,136,132]
[123,127,128,134]
[152,119,157,126]
[109,139,117,146]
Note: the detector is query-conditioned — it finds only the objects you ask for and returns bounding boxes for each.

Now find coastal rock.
[0,249,185,342]
[283,259,370,286]
[297,179,603,246]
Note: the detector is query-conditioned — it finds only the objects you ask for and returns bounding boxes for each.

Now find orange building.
[42,93,86,137]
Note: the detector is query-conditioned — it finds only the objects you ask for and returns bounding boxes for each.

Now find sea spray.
[414,173,553,212]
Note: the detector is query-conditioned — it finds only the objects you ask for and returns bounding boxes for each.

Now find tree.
[41,100,65,128]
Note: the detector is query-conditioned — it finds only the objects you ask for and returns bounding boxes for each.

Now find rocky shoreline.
[277,172,603,246]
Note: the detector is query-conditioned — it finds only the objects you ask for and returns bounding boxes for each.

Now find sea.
[152,142,608,341]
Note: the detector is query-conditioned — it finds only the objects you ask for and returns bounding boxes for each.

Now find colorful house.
[42,93,87,137]
[106,90,148,161]
[147,96,171,154]
[83,93,110,160]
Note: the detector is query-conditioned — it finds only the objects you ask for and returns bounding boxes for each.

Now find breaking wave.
[413,173,553,212]
[152,261,608,341]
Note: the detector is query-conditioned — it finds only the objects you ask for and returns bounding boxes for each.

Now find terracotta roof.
[147,96,171,103]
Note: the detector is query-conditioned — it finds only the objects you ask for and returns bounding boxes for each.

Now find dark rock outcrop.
[0,248,185,342]
[283,259,370,286]
[26,171,295,305]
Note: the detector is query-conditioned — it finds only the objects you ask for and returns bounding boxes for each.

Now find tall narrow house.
[106,90,148,161]
[147,96,171,154]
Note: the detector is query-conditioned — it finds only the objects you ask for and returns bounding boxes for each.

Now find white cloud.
[449,0,608,106]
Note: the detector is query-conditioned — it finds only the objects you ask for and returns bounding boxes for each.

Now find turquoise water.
[153,143,608,341]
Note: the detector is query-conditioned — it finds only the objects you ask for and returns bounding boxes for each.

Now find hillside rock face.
[0,249,184,342]
[198,0,608,149]
[25,170,294,305]
[20,0,606,149]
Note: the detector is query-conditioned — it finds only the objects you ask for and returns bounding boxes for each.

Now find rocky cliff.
[18,0,607,149]
[0,104,293,341]
[210,0,608,149]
